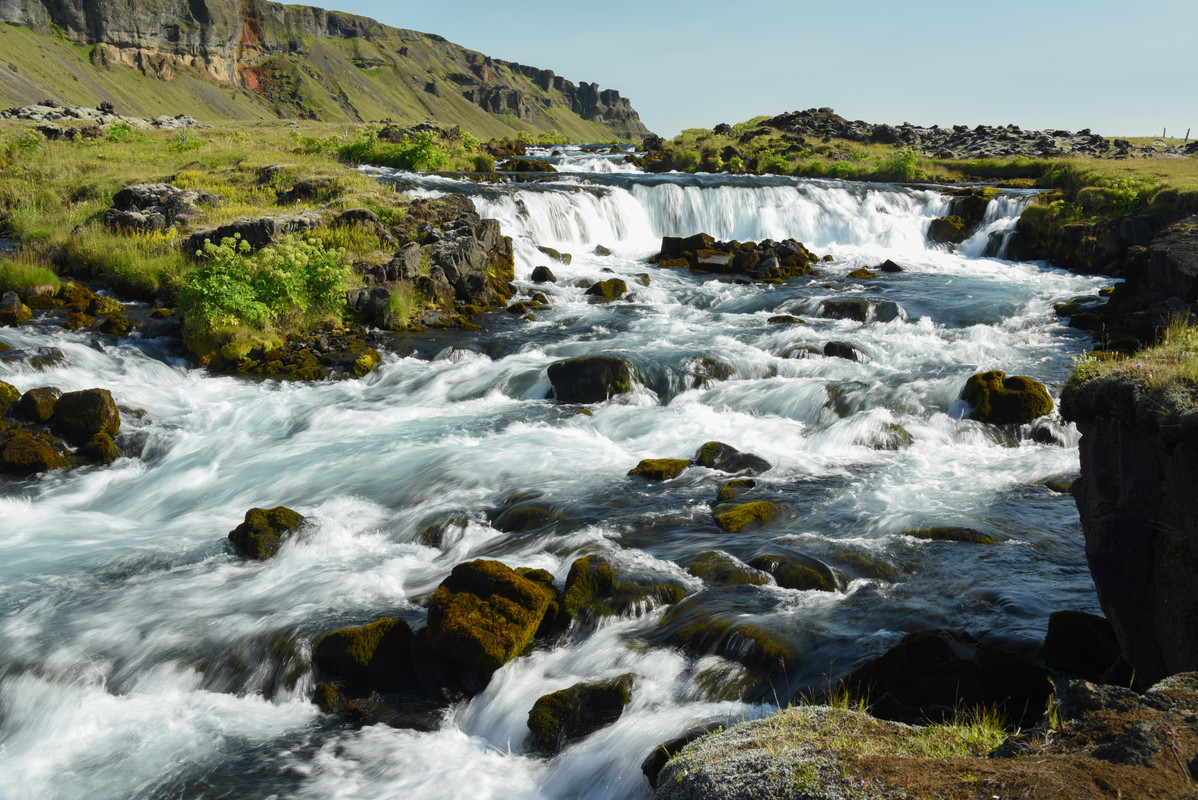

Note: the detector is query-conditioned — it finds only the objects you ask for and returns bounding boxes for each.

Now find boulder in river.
[713,501,777,532]
[15,386,60,423]
[426,559,556,676]
[561,554,687,621]
[547,355,634,403]
[685,551,771,585]
[0,434,68,474]
[527,674,634,753]
[629,458,691,481]
[0,292,32,326]
[0,380,19,416]
[313,616,415,691]
[693,441,771,476]
[585,278,628,302]
[228,506,306,559]
[530,266,557,283]
[961,370,1053,425]
[51,388,120,443]
[749,553,838,592]
[900,526,999,544]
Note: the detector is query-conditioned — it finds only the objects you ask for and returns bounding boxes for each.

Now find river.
[0,146,1108,800]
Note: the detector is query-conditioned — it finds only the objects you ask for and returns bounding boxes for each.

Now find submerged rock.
[228,506,306,559]
[561,554,687,621]
[693,441,770,476]
[900,526,999,544]
[961,370,1053,425]
[685,551,771,585]
[547,355,634,403]
[713,501,777,533]
[526,674,634,753]
[749,553,838,592]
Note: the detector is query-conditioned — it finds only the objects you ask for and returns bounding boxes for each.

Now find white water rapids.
[0,147,1109,800]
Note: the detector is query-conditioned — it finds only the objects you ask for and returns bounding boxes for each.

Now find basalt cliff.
[0,0,650,140]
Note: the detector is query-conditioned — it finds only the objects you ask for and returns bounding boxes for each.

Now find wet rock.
[693,441,771,476]
[313,617,415,691]
[685,551,770,585]
[0,292,32,326]
[961,370,1053,425]
[927,215,969,245]
[0,380,18,416]
[749,553,838,592]
[629,458,691,481]
[716,478,755,502]
[713,501,777,533]
[593,244,613,256]
[846,268,878,279]
[15,386,60,423]
[82,432,119,464]
[499,158,558,173]
[767,315,805,325]
[900,526,999,544]
[426,559,556,677]
[686,356,734,389]
[536,245,571,264]
[527,674,634,753]
[864,423,914,451]
[531,266,557,283]
[585,278,628,301]
[877,259,905,273]
[561,554,686,621]
[840,628,1050,727]
[227,506,307,560]
[1044,609,1127,683]
[547,355,634,403]
[823,341,861,361]
[491,501,563,532]
[642,727,710,790]
[819,298,870,322]
[51,389,120,443]
[0,434,68,474]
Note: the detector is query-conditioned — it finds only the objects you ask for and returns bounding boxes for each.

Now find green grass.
[1070,316,1198,395]
[0,253,61,293]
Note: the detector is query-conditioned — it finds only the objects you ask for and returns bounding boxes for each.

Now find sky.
[323,0,1196,139]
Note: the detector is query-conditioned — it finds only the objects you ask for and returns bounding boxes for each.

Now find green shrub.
[105,121,147,144]
[338,130,451,171]
[472,153,496,172]
[872,148,928,182]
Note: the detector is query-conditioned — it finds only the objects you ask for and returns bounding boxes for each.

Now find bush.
[105,121,146,144]
[178,233,353,355]
[472,153,495,172]
[873,148,928,182]
[338,130,450,171]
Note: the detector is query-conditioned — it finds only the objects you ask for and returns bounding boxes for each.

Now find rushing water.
[0,146,1109,800]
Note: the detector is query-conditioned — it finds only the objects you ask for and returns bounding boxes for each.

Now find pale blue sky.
[326,0,1196,139]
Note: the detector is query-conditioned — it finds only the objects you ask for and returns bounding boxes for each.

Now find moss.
[312,616,414,691]
[561,554,686,620]
[313,681,348,714]
[584,278,628,301]
[51,388,120,442]
[536,245,571,264]
[16,386,60,423]
[714,501,777,532]
[749,553,837,591]
[716,478,756,502]
[831,551,896,581]
[426,559,554,675]
[227,505,306,559]
[902,527,999,544]
[657,257,690,268]
[0,434,68,474]
[961,370,1053,425]
[847,268,879,279]
[0,380,18,416]
[351,348,381,378]
[83,432,118,464]
[685,551,770,585]
[628,458,691,481]
[767,315,806,325]
[526,674,634,753]
[927,215,968,245]
[561,555,617,619]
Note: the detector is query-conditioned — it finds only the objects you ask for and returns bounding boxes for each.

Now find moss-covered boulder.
[313,617,415,691]
[527,674,634,753]
[628,458,691,481]
[351,349,381,378]
[847,268,878,279]
[561,554,687,621]
[818,298,871,322]
[927,215,969,245]
[228,506,306,559]
[535,245,571,264]
[530,266,557,283]
[693,441,771,476]
[686,356,735,389]
[0,292,32,326]
[585,278,628,302]
[313,681,349,714]
[0,434,68,474]
[15,386,60,423]
[0,380,18,416]
[767,315,806,325]
[901,526,999,544]
[500,158,558,173]
[547,355,634,403]
[685,551,770,585]
[491,501,563,532]
[749,553,838,592]
[713,501,777,532]
[961,370,1053,425]
[877,259,905,273]
[426,559,555,676]
[51,388,120,442]
[716,478,756,502]
[594,244,613,256]
[82,432,119,464]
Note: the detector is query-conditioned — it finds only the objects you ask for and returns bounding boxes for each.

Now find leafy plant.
[105,121,146,144]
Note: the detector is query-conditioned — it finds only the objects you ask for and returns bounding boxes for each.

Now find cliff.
[0,0,650,140]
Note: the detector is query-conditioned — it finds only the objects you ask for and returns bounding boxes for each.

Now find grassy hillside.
[0,21,632,142]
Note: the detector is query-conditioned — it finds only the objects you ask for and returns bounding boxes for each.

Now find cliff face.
[0,0,651,140]
[1062,377,1198,687]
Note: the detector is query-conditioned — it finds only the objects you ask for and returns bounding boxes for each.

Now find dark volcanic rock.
[526,675,633,753]
[547,356,634,403]
[228,506,306,559]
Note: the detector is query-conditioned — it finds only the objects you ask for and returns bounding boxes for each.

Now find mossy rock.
[98,313,133,336]
[877,259,905,273]
[228,505,307,559]
[426,559,555,676]
[313,616,415,691]
[628,458,691,481]
[767,315,806,325]
[847,268,878,279]
[693,441,770,476]
[1041,475,1075,494]
[352,349,382,378]
[657,258,690,268]
[83,432,118,464]
[658,593,801,678]
[506,302,529,314]
[313,682,349,714]
[869,423,914,451]
[593,244,613,256]
[531,266,557,283]
[547,355,634,403]
[0,434,69,474]
[0,380,18,416]
[51,388,120,442]
[685,551,770,585]
[901,526,998,544]
[561,554,687,621]
[417,515,469,548]
[716,478,756,502]
[830,551,896,581]
[526,674,634,753]
[491,501,563,532]
[500,158,558,174]
[0,293,32,326]
[927,215,968,245]
[819,298,871,322]
[536,245,571,264]
[961,370,1053,425]
[585,278,628,302]
[686,356,734,389]
[749,553,838,592]
[66,311,93,330]
[0,341,10,353]
[713,501,777,532]
[15,386,61,423]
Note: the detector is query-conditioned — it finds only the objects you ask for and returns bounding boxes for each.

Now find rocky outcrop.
[1062,374,1198,686]
[652,233,822,283]
[961,370,1053,425]
[0,382,122,475]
